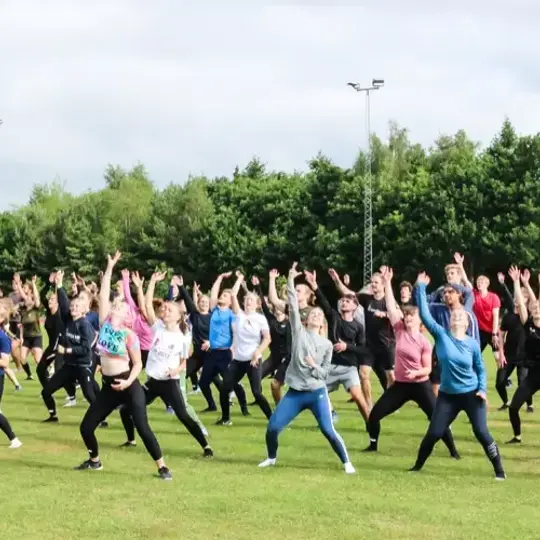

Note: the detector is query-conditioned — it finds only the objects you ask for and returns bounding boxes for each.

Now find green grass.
[2,352,540,540]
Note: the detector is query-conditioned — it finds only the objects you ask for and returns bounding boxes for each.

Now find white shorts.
[326,364,360,393]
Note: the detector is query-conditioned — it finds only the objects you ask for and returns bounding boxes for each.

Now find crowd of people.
[2,250,540,481]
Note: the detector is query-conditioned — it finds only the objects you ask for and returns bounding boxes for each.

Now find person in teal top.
[410,273,506,480]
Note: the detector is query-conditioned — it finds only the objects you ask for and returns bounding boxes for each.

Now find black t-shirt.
[501,312,525,362]
[524,319,540,368]
[357,293,395,351]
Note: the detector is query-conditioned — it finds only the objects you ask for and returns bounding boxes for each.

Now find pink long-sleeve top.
[122,274,153,351]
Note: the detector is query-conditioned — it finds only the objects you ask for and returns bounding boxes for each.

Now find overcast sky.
[1,1,539,210]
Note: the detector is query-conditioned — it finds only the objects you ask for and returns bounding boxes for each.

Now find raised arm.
[497,272,514,313]
[210,272,232,311]
[286,263,303,336]
[251,276,274,322]
[179,279,198,315]
[39,273,55,310]
[509,266,528,325]
[328,268,356,297]
[268,269,287,313]
[520,269,537,305]
[415,274,444,338]
[304,269,333,320]
[454,252,473,290]
[381,266,401,326]
[131,272,148,321]
[55,271,70,323]
[192,282,200,308]
[99,251,121,325]
[230,271,244,315]
[145,272,167,327]
[121,269,138,312]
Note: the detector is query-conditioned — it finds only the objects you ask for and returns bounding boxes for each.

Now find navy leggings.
[265,387,350,463]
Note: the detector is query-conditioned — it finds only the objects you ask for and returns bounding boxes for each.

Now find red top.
[473,290,501,333]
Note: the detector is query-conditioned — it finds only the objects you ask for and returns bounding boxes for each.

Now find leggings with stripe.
[265,387,349,463]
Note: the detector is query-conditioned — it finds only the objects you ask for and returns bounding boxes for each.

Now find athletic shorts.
[429,350,440,384]
[479,330,499,352]
[372,344,395,371]
[273,359,289,385]
[326,364,360,392]
[22,335,43,349]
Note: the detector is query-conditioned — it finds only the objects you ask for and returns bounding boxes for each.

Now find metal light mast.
[347,79,384,284]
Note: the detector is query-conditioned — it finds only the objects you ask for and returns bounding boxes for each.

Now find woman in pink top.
[121,269,153,366]
[364,267,459,458]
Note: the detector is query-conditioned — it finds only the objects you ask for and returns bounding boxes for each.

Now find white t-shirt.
[232,311,270,362]
[145,321,190,381]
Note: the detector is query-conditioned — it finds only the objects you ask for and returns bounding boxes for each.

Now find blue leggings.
[265,387,350,463]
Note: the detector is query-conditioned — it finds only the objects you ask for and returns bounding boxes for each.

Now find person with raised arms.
[410,272,505,480]
[119,271,213,457]
[303,268,370,425]
[75,252,172,480]
[364,267,459,459]
[258,263,355,474]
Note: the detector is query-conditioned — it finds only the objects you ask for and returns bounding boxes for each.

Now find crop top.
[96,318,139,361]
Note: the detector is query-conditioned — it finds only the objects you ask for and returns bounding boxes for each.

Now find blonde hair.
[444,264,461,275]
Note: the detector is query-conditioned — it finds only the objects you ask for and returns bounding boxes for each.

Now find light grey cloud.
[1,0,539,209]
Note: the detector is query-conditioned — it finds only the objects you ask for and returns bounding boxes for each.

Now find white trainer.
[258,458,277,468]
[344,462,356,474]
[63,399,77,408]
[9,438,22,449]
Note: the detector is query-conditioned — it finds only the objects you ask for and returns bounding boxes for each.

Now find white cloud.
[1,0,539,209]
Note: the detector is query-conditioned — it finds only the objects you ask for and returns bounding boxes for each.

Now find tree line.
[1,119,538,295]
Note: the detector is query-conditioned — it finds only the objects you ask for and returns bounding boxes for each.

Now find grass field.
[2,351,540,540]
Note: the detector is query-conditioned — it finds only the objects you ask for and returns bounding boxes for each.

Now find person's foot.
[241,409,251,417]
[249,400,257,406]
[408,465,422,473]
[119,441,137,448]
[43,415,58,423]
[9,438,22,449]
[165,406,174,415]
[363,442,378,452]
[63,399,77,408]
[506,379,512,388]
[258,458,276,468]
[527,405,534,413]
[25,375,34,381]
[451,451,461,460]
[215,418,233,426]
[203,447,214,458]
[498,403,509,411]
[344,462,356,474]
[14,385,22,392]
[158,466,173,481]
[506,436,522,444]
[74,459,103,471]
[200,406,217,413]
[495,472,507,481]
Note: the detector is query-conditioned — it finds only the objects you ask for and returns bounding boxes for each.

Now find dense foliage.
[1,120,538,290]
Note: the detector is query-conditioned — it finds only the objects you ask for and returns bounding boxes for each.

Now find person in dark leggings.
[216,271,272,426]
[198,272,245,415]
[174,277,222,403]
[76,251,172,480]
[119,271,213,456]
[0,305,22,448]
[495,271,531,411]
[410,273,505,480]
[507,267,540,443]
[252,275,290,404]
[364,267,459,458]
[41,294,97,422]
[36,271,77,403]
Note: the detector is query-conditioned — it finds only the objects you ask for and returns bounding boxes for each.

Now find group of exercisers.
[2,249,540,480]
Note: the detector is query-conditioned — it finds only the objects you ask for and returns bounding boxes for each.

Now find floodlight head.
[372,79,384,87]
[347,82,359,89]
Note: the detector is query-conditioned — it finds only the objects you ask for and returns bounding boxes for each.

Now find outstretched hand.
[508,265,520,282]
[303,269,317,289]
[289,262,302,280]
[151,271,167,282]
[107,251,122,268]
[416,272,430,286]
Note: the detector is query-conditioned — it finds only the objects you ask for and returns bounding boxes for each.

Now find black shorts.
[22,335,43,349]
[429,350,441,384]
[372,345,395,371]
[480,330,499,352]
[273,359,289,385]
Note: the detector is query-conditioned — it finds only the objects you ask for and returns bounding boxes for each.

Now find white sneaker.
[258,458,277,468]
[344,462,356,474]
[9,438,22,449]
[63,399,77,408]
[64,395,72,402]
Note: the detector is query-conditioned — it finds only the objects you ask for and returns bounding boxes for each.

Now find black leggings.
[0,413,16,441]
[414,391,504,475]
[0,373,4,405]
[368,381,457,454]
[496,361,531,406]
[36,348,76,397]
[80,373,162,461]
[261,353,284,380]
[41,364,96,415]
[509,368,540,437]
[220,360,273,422]
[120,377,208,449]
[187,349,205,388]
[199,349,241,409]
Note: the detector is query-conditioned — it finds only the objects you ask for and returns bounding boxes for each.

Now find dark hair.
[342,293,358,305]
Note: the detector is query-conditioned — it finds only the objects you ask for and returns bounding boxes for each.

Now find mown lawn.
[2,351,540,540]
